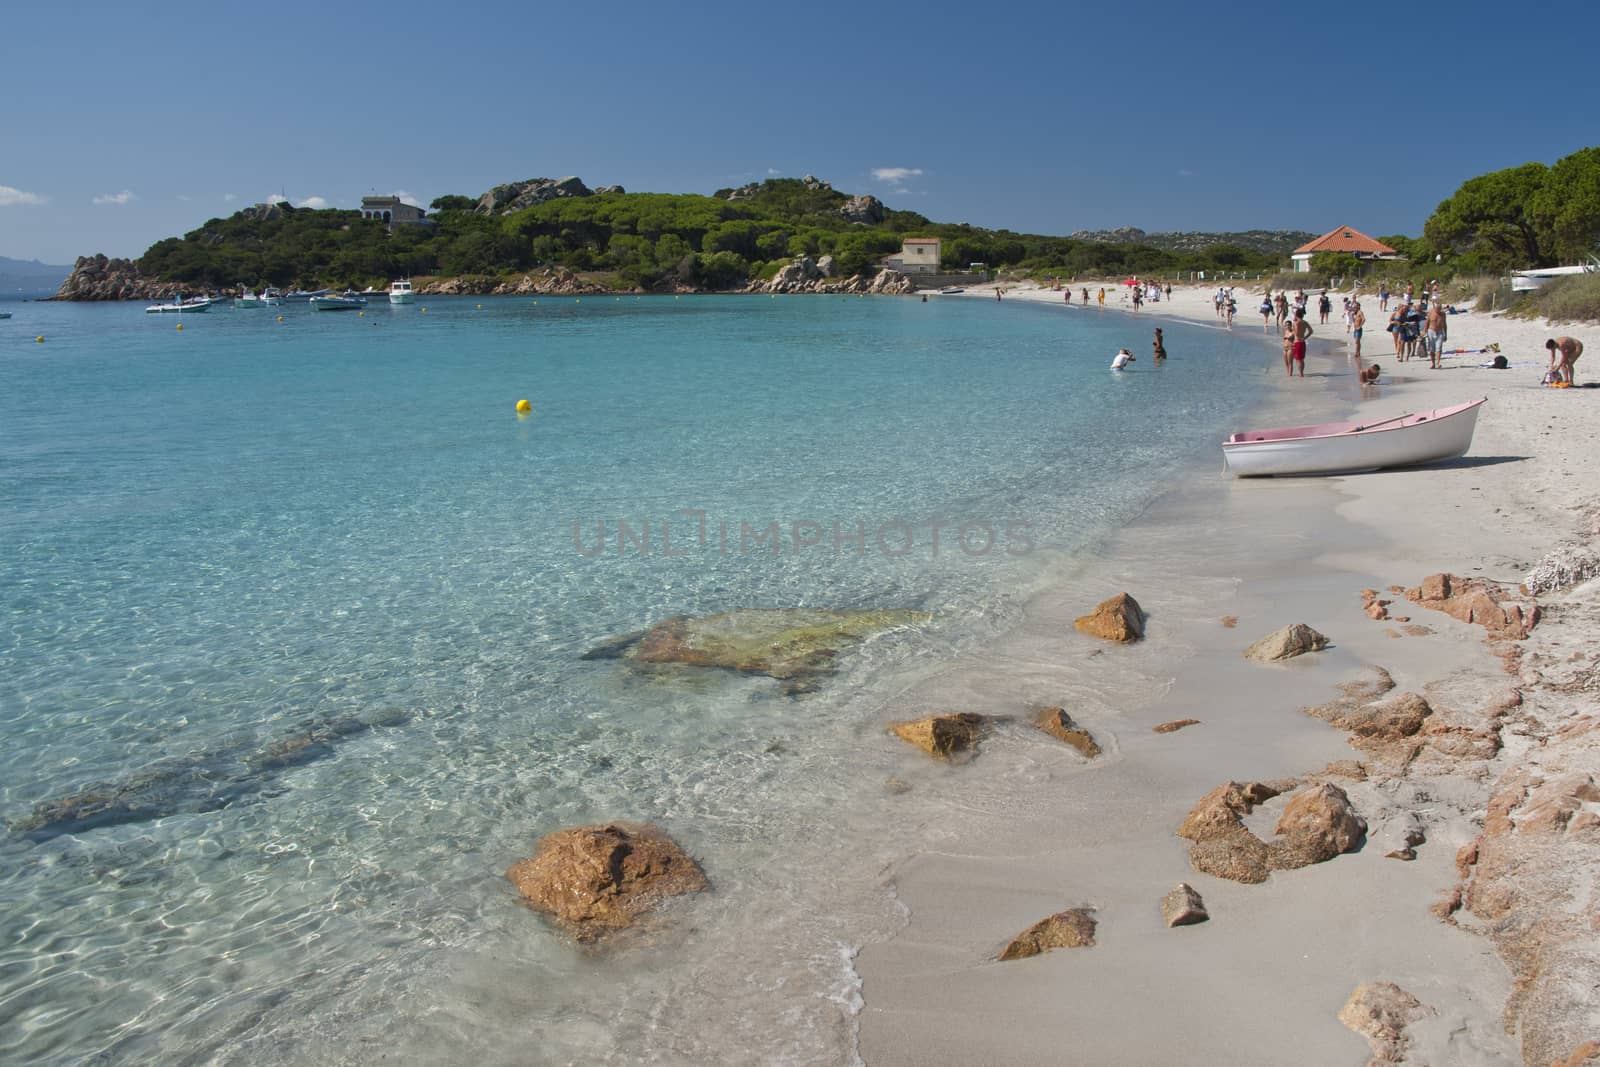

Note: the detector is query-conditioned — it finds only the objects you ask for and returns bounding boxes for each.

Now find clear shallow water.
[1,294,1262,1064]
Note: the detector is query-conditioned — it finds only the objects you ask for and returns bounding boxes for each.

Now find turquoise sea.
[0,294,1265,1064]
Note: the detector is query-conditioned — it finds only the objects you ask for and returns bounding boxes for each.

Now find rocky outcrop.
[1177,780,1364,884]
[1067,226,1318,256]
[1404,573,1538,641]
[416,268,617,297]
[1242,623,1328,662]
[1073,593,1144,643]
[50,253,179,301]
[890,713,992,760]
[1338,982,1433,1066]
[750,260,913,296]
[838,195,884,225]
[996,908,1096,961]
[1160,884,1208,927]
[1033,707,1101,758]
[475,176,594,216]
[506,822,708,943]
[583,608,929,688]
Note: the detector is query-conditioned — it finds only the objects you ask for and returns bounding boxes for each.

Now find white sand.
[854,281,1598,1065]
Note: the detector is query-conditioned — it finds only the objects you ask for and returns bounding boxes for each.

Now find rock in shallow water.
[1242,623,1329,662]
[505,822,708,943]
[1034,707,1101,758]
[890,713,992,760]
[1161,883,1209,927]
[1074,593,1144,643]
[581,608,931,684]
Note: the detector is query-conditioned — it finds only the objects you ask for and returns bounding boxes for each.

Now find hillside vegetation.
[133,177,1281,292]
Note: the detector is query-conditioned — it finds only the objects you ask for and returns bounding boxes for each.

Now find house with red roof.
[1290,226,1399,272]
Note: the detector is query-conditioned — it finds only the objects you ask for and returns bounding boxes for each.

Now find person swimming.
[1110,348,1134,370]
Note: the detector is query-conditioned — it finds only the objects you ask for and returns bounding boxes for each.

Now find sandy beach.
[855,280,1599,1065]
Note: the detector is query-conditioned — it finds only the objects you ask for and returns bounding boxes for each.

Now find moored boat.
[234,285,264,309]
[309,292,368,311]
[1222,397,1485,477]
[283,288,330,301]
[144,297,212,314]
[262,286,283,306]
[388,279,415,304]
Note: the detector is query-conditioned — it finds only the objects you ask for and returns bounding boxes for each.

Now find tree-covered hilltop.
[129,176,1281,293]
[1420,146,1600,274]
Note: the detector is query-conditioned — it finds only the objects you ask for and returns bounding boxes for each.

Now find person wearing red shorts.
[1290,308,1313,377]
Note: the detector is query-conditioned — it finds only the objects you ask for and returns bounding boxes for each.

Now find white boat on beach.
[309,292,367,311]
[144,297,211,314]
[1222,397,1485,477]
[938,286,965,295]
[388,279,415,304]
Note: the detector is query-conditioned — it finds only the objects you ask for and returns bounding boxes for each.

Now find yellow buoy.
[477,304,482,309]
[421,307,427,312]
[277,315,284,321]
[515,399,532,415]
[359,311,365,317]
[176,323,183,330]
[36,335,44,343]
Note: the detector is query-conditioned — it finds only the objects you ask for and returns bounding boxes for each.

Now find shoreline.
[854,283,1599,1064]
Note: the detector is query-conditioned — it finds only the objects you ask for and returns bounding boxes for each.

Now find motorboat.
[145,297,211,314]
[283,288,330,301]
[234,285,264,309]
[388,279,415,304]
[262,286,283,306]
[309,292,368,311]
[0,311,11,319]
[1222,398,1485,477]
[938,286,965,295]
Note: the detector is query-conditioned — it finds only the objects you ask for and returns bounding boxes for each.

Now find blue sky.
[4,0,1597,264]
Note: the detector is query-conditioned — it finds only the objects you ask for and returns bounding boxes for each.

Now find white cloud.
[224,193,238,202]
[177,194,192,201]
[93,190,137,205]
[0,184,47,206]
[298,196,329,209]
[266,194,289,204]
[1177,168,1196,177]
[394,189,423,207]
[871,167,924,187]
[767,168,781,176]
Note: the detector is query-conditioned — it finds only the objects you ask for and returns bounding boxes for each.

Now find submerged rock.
[1074,593,1145,643]
[1242,623,1329,662]
[997,907,1096,961]
[11,711,408,841]
[1153,718,1201,734]
[506,822,708,943]
[582,608,930,684]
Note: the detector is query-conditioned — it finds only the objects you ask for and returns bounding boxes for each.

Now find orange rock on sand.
[1075,593,1144,642]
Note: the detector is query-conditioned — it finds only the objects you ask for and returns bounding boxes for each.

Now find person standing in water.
[1152,328,1167,361]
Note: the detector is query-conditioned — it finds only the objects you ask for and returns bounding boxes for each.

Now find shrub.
[1506,272,1600,323]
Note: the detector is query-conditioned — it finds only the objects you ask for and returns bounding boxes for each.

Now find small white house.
[892,237,942,274]
[360,196,427,226]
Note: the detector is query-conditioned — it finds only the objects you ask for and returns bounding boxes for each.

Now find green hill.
[126,176,1283,293]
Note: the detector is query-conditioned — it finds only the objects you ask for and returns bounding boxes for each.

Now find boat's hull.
[309,297,365,311]
[144,303,210,314]
[1222,398,1485,477]
[389,293,414,304]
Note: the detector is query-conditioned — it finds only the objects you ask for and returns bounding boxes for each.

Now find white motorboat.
[262,286,284,306]
[145,297,212,314]
[309,292,368,311]
[1222,398,1485,477]
[234,285,264,309]
[388,279,415,304]
[938,286,965,295]
[0,311,11,319]
[283,288,330,301]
